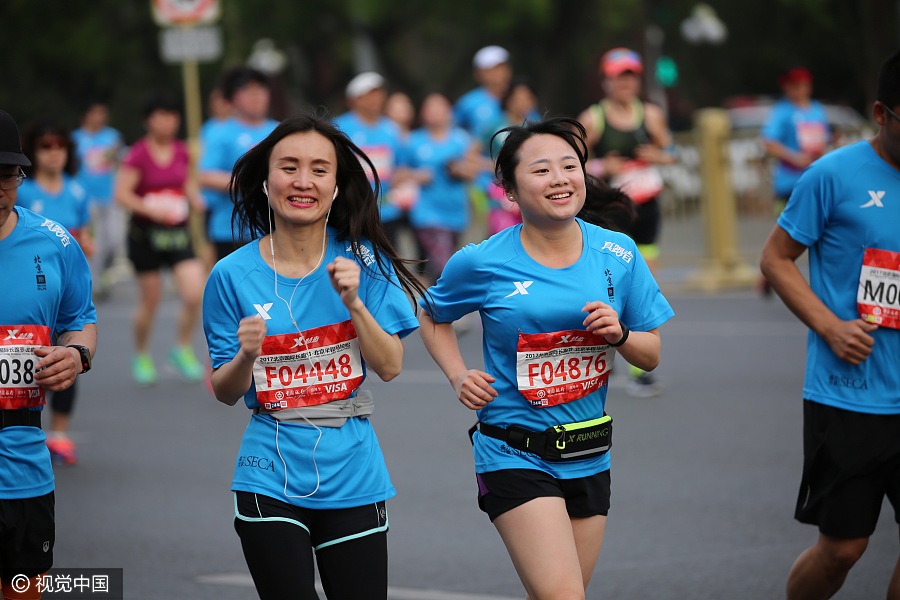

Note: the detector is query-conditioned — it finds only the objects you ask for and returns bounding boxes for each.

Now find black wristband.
[609,321,630,347]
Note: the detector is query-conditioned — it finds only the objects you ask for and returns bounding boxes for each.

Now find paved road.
[49,216,896,600]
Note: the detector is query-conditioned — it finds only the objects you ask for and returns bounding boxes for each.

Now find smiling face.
[265,130,338,230]
[509,133,585,226]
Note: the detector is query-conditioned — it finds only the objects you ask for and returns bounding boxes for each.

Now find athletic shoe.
[169,346,204,382]
[132,353,158,386]
[46,436,77,465]
[626,372,662,398]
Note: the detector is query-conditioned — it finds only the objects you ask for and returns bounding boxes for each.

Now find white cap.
[472,45,509,70]
[345,72,386,98]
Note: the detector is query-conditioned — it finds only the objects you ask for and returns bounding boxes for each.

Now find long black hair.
[230,107,428,305]
[491,116,635,233]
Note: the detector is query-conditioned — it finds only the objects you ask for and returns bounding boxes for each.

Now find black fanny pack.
[0,409,42,430]
[470,415,612,462]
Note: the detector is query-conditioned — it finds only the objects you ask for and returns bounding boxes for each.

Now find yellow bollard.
[180,56,209,261]
[685,108,757,292]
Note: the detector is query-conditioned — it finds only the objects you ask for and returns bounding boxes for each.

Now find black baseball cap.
[0,110,31,167]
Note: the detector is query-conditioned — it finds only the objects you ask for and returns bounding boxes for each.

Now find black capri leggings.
[50,379,77,415]
[233,493,388,600]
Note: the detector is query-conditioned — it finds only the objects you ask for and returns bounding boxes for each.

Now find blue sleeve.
[777,164,834,247]
[761,104,788,143]
[620,245,674,332]
[202,264,243,369]
[56,242,97,333]
[72,183,91,228]
[419,244,489,322]
[199,125,228,173]
[360,256,419,339]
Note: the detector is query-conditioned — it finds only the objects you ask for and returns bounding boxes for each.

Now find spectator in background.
[334,72,412,253]
[578,47,675,398]
[200,67,278,262]
[483,78,540,234]
[454,45,513,141]
[385,91,423,243]
[400,92,480,285]
[385,91,416,138]
[758,66,832,296]
[72,98,123,300]
[199,85,233,147]
[18,118,93,466]
[115,94,206,386]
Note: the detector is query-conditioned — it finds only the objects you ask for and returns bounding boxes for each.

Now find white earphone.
[262,181,269,197]
[332,186,338,201]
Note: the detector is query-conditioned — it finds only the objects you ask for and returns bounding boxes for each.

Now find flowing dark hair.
[491,116,635,233]
[230,107,428,305]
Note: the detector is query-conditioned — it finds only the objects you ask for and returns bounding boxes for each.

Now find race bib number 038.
[252,321,363,410]
[0,325,51,409]
[858,248,900,329]
[516,330,612,408]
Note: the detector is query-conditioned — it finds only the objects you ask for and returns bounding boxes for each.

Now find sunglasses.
[36,136,67,150]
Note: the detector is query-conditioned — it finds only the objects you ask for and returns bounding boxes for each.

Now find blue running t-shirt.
[421,219,674,478]
[779,140,900,414]
[203,230,418,508]
[0,207,96,499]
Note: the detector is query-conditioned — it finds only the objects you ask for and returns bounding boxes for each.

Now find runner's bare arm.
[35,324,98,392]
[418,310,497,410]
[582,301,661,371]
[210,316,267,406]
[328,257,404,381]
[761,225,877,365]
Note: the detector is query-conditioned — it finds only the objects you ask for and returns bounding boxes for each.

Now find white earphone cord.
[266,191,333,499]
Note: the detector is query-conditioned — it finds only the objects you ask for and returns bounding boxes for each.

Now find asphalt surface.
[48,213,897,600]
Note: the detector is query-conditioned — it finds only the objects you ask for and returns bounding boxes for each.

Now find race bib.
[361,145,394,185]
[610,160,664,204]
[252,321,364,410]
[143,188,189,224]
[796,121,828,158]
[0,325,51,410]
[516,330,612,408]
[858,248,900,329]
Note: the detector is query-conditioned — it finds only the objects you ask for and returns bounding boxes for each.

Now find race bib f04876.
[516,330,612,408]
[252,320,364,410]
[858,248,900,329]
[0,325,51,409]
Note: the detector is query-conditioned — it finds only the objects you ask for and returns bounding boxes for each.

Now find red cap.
[779,67,813,87]
[601,48,643,77]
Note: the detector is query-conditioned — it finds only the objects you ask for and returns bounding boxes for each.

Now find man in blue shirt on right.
[761,49,900,600]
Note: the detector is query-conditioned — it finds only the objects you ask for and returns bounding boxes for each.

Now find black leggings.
[234,518,387,600]
[50,379,77,415]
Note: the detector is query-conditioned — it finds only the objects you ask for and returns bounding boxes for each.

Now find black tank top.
[590,100,651,160]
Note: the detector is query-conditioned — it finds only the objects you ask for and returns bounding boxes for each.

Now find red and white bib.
[0,325,51,410]
[252,320,364,411]
[610,160,664,205]
[516,329,612,408]
[858,248,900,329]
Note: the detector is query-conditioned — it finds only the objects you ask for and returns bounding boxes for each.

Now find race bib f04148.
[252,320,363,410]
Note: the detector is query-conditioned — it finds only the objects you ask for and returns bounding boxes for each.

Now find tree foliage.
[1,0,897,141]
